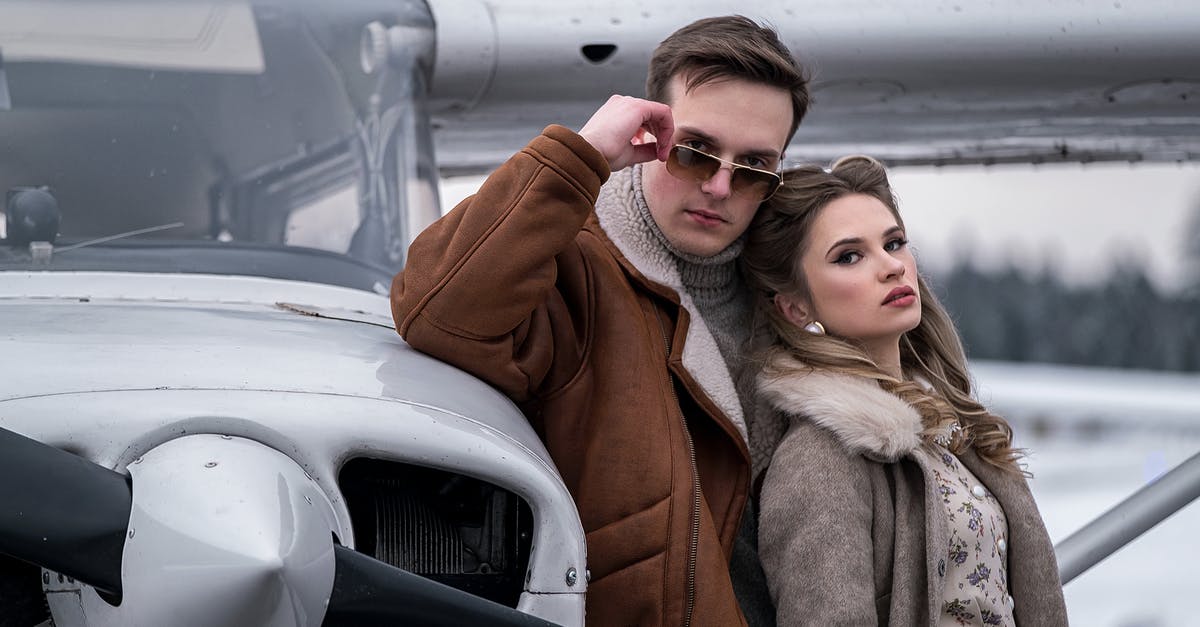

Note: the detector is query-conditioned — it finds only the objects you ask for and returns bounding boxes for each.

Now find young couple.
[392,15,1068,627]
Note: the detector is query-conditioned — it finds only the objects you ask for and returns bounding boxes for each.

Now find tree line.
[930,260,1200,372]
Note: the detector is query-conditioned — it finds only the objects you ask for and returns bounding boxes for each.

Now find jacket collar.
[591,166,748,445]
[757,352,923,462]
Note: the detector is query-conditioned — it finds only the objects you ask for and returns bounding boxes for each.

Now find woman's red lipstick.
[883,286,916,307]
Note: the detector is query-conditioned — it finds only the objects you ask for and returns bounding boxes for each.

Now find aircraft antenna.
[55,222,185,254]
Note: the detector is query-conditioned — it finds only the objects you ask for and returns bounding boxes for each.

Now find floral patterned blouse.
[922,443,1015,627]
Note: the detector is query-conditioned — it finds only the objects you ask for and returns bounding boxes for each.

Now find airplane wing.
[425,0,1200,174]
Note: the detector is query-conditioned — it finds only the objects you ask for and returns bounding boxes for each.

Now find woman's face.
[788,193,922,357]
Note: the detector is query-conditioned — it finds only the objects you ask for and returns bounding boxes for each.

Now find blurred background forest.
[930,254,1199,372]
[870,160,1200,375]
[444,162,1200,373]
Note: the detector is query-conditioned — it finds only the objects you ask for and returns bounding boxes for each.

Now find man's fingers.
[627,143,661,167]
[579,95,674,170]
[644,110,674,162]
[632,99,673,162]
[655,135,673,162]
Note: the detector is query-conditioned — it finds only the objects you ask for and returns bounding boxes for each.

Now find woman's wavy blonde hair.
[742,155,1024,474]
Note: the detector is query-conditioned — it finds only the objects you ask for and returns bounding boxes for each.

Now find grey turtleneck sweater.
[634,193,752,382]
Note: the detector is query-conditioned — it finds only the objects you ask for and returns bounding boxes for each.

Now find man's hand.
[578,95,674,172]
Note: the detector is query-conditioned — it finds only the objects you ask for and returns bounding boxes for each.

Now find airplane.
[0,1,1197,625]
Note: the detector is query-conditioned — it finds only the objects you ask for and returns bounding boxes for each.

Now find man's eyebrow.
[676,126,717,145]
[675,126,781,160]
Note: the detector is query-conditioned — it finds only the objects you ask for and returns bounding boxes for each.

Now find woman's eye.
[835,251,862,264]
[684,139,708,151]
[885,238,909,252]
[744,157,768,169]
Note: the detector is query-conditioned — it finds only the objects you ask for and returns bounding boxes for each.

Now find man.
[392,15,809,625]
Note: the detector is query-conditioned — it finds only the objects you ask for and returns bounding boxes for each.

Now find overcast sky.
[441,161,1200,294]
[891,161,1200,293]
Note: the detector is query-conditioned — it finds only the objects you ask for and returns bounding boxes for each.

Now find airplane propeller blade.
[0,427,563,624]
[0,427,130,598]
[324,544,561,627]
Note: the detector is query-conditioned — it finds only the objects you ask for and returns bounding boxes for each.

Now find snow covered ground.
[1025,432,1200,627]
[981,359,1200,626]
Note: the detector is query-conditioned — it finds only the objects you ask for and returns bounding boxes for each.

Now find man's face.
[642,75,793,258]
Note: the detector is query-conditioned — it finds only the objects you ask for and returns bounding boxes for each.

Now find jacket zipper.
[657,311,700,627]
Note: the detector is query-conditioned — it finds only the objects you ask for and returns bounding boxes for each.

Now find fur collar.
[756,352,923,462]
[593,166,747,444]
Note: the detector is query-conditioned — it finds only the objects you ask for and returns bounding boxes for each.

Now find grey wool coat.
[755,354,1069,626]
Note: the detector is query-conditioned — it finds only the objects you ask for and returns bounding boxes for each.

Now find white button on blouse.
[925,445,1014,627]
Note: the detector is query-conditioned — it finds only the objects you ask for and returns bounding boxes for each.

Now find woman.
[741,156,1068,626]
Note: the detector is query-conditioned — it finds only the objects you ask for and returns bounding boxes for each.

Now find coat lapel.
[593,166,747,443]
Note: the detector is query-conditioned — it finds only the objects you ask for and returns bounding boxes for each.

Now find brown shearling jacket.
[391,125,752,626]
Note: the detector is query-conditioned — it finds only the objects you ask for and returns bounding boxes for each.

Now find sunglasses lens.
[731,170,781,200]
[666,145,781,200]
[667,146,720,182]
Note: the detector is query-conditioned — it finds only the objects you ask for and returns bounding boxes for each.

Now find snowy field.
[1025,432,1200,627]
[975,360,1200,627]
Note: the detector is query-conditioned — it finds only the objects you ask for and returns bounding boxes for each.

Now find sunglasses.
[666,144,783,201]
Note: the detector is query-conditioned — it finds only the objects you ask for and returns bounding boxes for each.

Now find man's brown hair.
[646,15,811,146]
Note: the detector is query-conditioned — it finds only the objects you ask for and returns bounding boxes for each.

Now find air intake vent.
[370,477,464,574]
[339,459,532,607]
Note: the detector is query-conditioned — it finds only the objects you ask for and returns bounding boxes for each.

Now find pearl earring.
[803,321,825,335]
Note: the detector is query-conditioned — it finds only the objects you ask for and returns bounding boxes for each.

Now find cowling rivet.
[565,567,578,586]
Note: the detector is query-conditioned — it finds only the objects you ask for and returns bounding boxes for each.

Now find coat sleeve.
[759,422,880,626]
[390,125,611,402]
